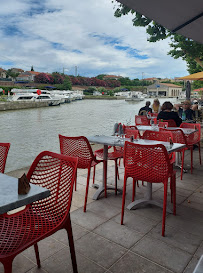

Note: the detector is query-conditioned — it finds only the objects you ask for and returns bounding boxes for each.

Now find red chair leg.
[198,142,201,165]
[3,261,13,273]
[103,160,107,198]
[162,180,168,237]
[65,215,78,273]
[121,175,127,225]
[84,167,91,212]
[190,147,193,174]
[34,243,41,268]
[181,150,185,180]
[115,160,118,195]
[172,174,176,215]
[92,165,96,184]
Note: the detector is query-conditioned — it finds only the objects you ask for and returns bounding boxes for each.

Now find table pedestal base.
[92,185,122,200]
[127,199,172,213]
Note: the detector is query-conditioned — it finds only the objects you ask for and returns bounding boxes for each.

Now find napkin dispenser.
[18,173,30,195]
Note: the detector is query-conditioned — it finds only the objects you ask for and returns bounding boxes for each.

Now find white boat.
[125,92,145,101]
[9,93,37,101]
[34,94,61,106]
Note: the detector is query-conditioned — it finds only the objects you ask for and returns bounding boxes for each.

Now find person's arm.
[174,112,182,127]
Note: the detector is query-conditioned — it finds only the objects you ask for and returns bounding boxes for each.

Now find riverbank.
[0,101,49,111]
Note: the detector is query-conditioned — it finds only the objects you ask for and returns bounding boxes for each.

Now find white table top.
[88,135,186,153]
[136,125,196,135]
[0,173,50,215]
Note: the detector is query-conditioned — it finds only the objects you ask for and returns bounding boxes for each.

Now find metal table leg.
[92,144,122,200]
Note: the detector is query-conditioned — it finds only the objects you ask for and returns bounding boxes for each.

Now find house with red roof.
[16,71,41,81]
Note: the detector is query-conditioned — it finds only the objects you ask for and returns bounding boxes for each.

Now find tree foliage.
[113,1,203,71]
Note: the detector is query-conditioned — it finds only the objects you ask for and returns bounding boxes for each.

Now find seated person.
[152,98,161,113]
[157,101,182,127]
[177,100,195,121]
[192,102,202,122]
[138,101,152,116]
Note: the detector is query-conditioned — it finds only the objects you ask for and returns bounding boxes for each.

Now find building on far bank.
[147,83,182,97]
[0,68,7,79]
[16,71,41,82]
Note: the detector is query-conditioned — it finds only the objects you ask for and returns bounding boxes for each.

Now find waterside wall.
[0,101,49,111]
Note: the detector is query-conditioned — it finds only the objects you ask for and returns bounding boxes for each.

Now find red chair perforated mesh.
[161,128,189,180]
[125,128,141,139]
[0,143,10,173]
[59,135,103,211]
[135,115,149,125]
[180,122,201,165]
[150,113,158,117]
[0,151,78,273]
[143,130,173,143]
[158,122,168,128]
[162,119,177,127]
[121,142,176,236]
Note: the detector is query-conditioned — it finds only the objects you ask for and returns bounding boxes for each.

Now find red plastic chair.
[135,115,149,125]
[180,123,201,165]
[162,119,177,127]
[121,142,176,237]
[125,128,141,139]
[160,128,189,180]
[123,125,139,132]
[0,143,10,173]
[59,135,103,211]
[0,151,78,273]
[143,130,173,143]
[158,122,168,128]
[151,113,158,117]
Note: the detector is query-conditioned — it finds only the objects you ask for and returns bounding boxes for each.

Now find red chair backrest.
[125,128,140,139]
[180,122,200,144]
[27,151,78,220]
[135,115,149,125]
[0,143,10,173]
[163,119,177,127]
[158,122,168,128]
[59,135,95,169]
[123,125,138,132]
[150,113,158,117]
[160,128,187,145]
[143,130,173,142]
[124,141,170,183]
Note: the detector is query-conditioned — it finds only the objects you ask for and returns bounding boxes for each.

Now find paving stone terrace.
[3,147,203,273]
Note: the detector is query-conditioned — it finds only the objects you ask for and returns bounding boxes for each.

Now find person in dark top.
[177,100,195,122]
[157,101,182,127]
[138,101,152,115]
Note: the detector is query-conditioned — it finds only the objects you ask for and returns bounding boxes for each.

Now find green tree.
[62,76,72,90]
[96,74,106,80]
[31,66,34,71]
[6,69,20,80]
[113,1,203,71]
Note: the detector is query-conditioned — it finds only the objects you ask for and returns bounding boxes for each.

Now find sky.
[0,0,188,79]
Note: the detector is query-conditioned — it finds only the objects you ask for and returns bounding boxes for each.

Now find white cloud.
[0,0,187,78]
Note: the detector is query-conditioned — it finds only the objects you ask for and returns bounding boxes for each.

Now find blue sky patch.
[89,33,121,45]
[3,25,22,37]
[115,45,148,59]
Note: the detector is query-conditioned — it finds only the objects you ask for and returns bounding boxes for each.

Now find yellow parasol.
[179,71,203,81]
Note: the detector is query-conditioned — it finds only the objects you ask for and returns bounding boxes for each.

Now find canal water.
[0,98,178,172]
